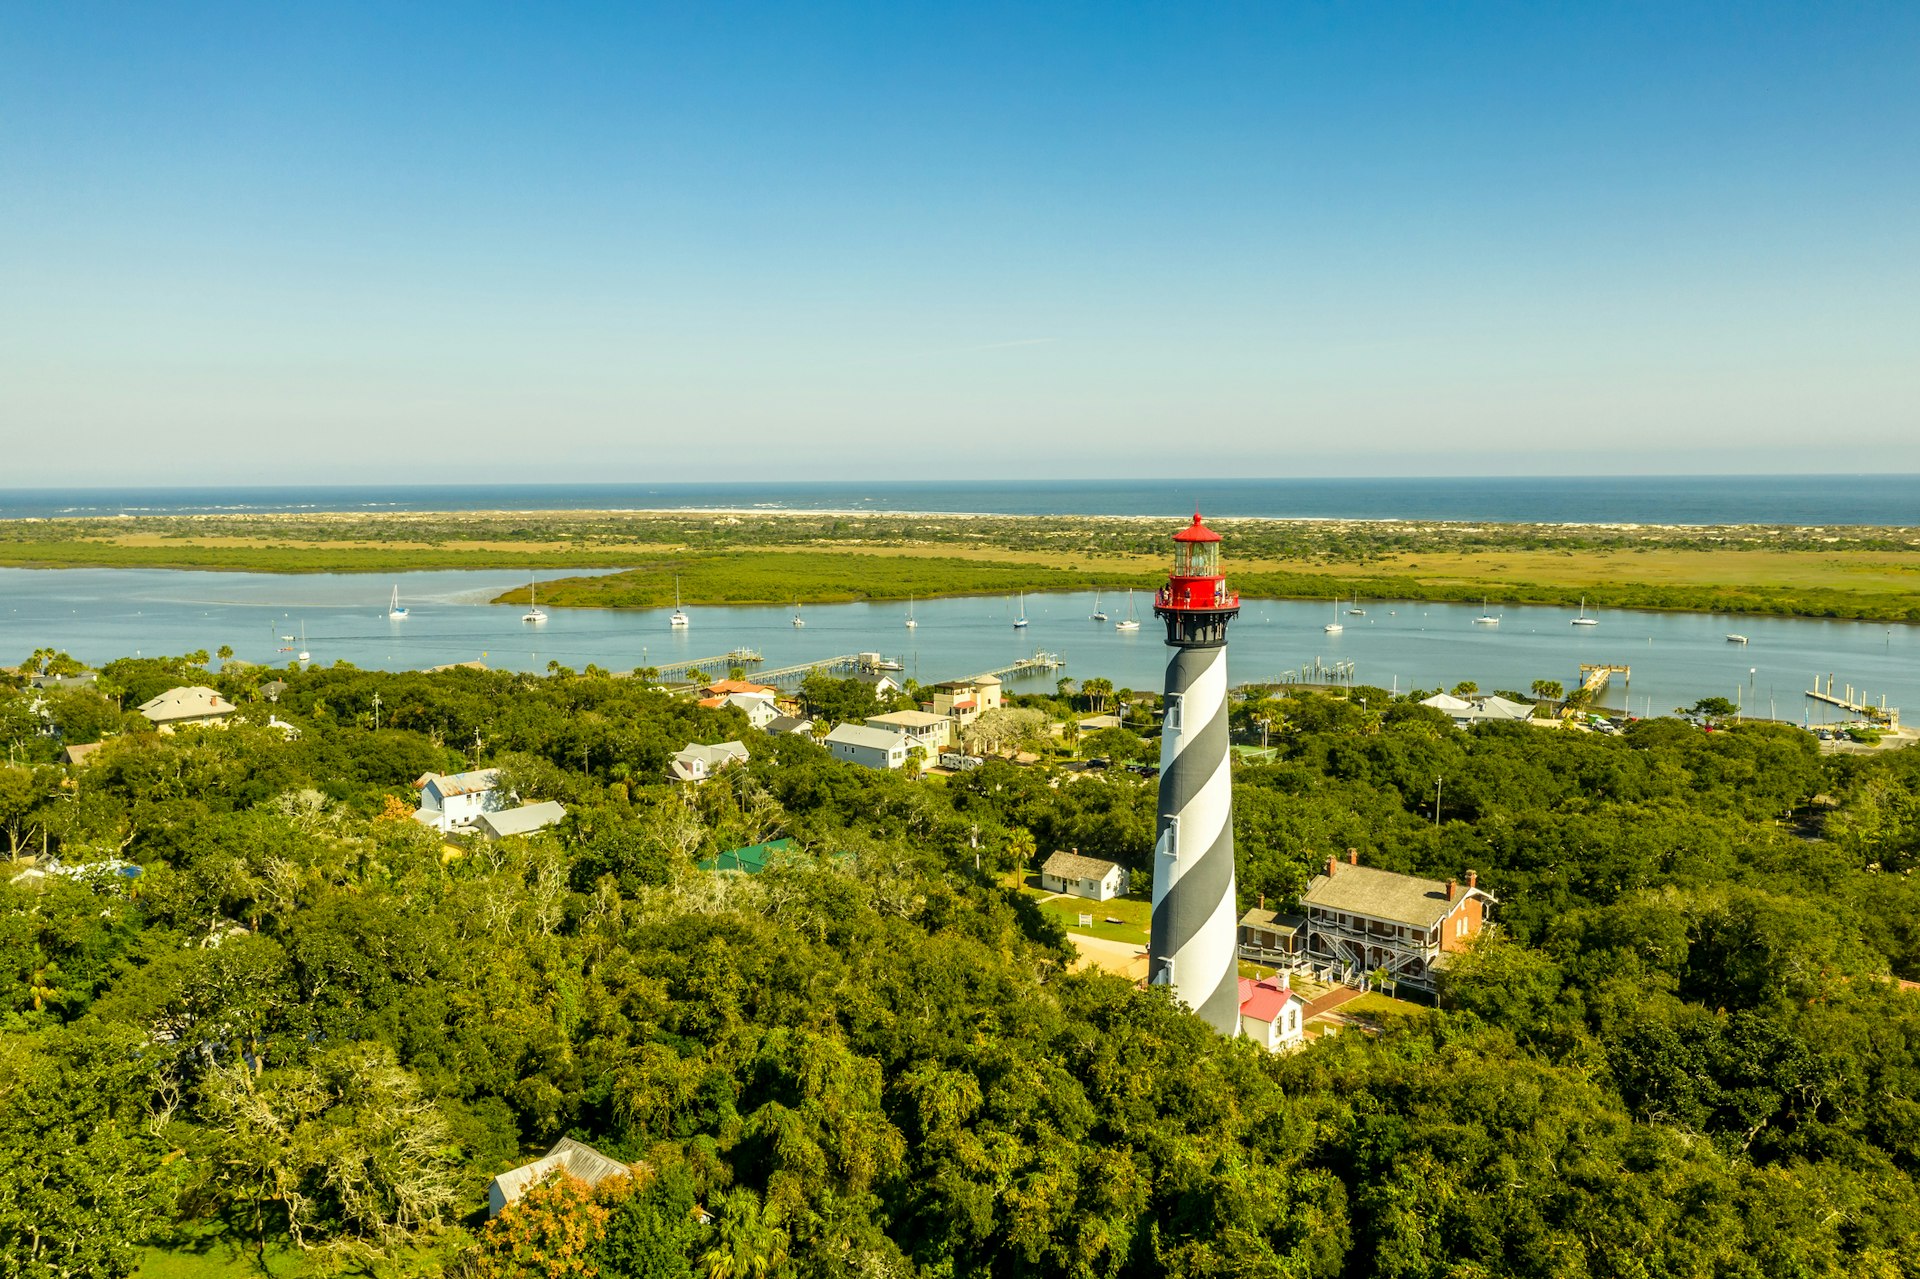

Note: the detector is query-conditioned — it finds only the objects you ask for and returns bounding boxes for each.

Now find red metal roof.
[1171,512,1222,543]
[1238,975,1299,1023]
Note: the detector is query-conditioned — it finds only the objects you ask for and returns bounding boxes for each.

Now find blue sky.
[2,2,1916,483]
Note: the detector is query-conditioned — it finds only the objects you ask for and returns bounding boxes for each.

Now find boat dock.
[649,648,763,679]
[979,651,1065,680]
[1577,663,1631,701]
[753,653,869,683]
[1807,675,1901,727]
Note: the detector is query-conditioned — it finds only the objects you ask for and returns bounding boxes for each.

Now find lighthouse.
[1149,513,1242,1034]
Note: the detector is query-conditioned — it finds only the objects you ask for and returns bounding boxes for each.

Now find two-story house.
[413,769,504,832]
[1298,851,1494,989]
[865,710,951,757]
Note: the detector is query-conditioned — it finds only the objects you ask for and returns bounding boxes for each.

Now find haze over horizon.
[3,3,1916,486]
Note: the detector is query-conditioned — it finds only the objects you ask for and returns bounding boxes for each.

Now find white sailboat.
[1324,597,1344,634]
[1571,596,1598,627]
[1115,589,1140,632]
[1347,596,1366,616]
[522,575,547,624]
[1091,590,1108,622]
[388,585,409,620]
[297,622,310,663]
[669,577,689,628]
[1013,591,1028,629]
[905,595,918,628]
[1474,597,1500,626]
[791,598,805,628]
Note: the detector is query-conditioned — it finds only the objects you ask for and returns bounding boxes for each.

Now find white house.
[865,709,951,756]
[474,800,567,841]
[1237,975,1306,1052]
[668,740,750,783]
[488,1138,631,1218]
[824,723,909,770]
[1039,850,1126,901]
[721,693,781,730]
[138,686,237,731]
[413,769,503,833]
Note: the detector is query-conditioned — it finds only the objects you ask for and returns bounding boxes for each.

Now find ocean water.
[1,475,1916,525]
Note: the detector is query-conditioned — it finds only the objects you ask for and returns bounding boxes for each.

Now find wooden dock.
[649,648,763,679]
[754,653,868,683]
[1807,675,1900,727]
[979,651,1065,680]
[1577,663,1630,700]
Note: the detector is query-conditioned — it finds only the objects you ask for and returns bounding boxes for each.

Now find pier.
[649,648,763,680]
[1807,675,1901,728]
[754,653,868,683]
[978,651,1065,680]
[1577,663,1630,701]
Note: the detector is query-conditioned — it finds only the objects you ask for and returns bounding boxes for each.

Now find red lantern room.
[1154,513,1240,646]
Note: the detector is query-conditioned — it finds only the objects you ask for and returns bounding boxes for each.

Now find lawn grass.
[1337,991,1432,1030]
[1025,888,1151,945]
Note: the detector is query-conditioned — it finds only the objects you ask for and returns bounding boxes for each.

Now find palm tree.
[1082,678,1113,715]
[699,1188,789,1279]
[1007,828,1037,889]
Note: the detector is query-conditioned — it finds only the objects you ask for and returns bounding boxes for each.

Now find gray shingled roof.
[1041,850,1122,882]
[1238,907,1305,937]
[1300,864,1489,928]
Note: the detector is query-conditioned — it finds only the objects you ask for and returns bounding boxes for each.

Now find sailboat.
[1347,596,1366,616]
[1115,589,1140,632]
[669,577,689,628]
[1013,591,1029,629]
[522,575,547,624]
[791,598,805,628]
[1571,596,1598,627]
[1324,597,1344,634]
[905,595,918,628]
[1474,597,1500,626]
[1091,590,1108,622]
[297,623,310,663]
[388,585,409,620]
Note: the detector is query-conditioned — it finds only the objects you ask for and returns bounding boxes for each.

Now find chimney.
[1467,869,1478,890]
[1258,893,1266,910]
[1347,848,1359,866]
[1446,878,1458,900]
[1326,855,1339,878]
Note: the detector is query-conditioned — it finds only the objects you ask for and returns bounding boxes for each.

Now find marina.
[1,566,1914,721]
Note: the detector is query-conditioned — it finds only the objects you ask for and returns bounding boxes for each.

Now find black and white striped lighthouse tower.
[1149,513,1242,1034]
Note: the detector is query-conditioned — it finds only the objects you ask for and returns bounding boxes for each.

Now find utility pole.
[1434,776,1443,828]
